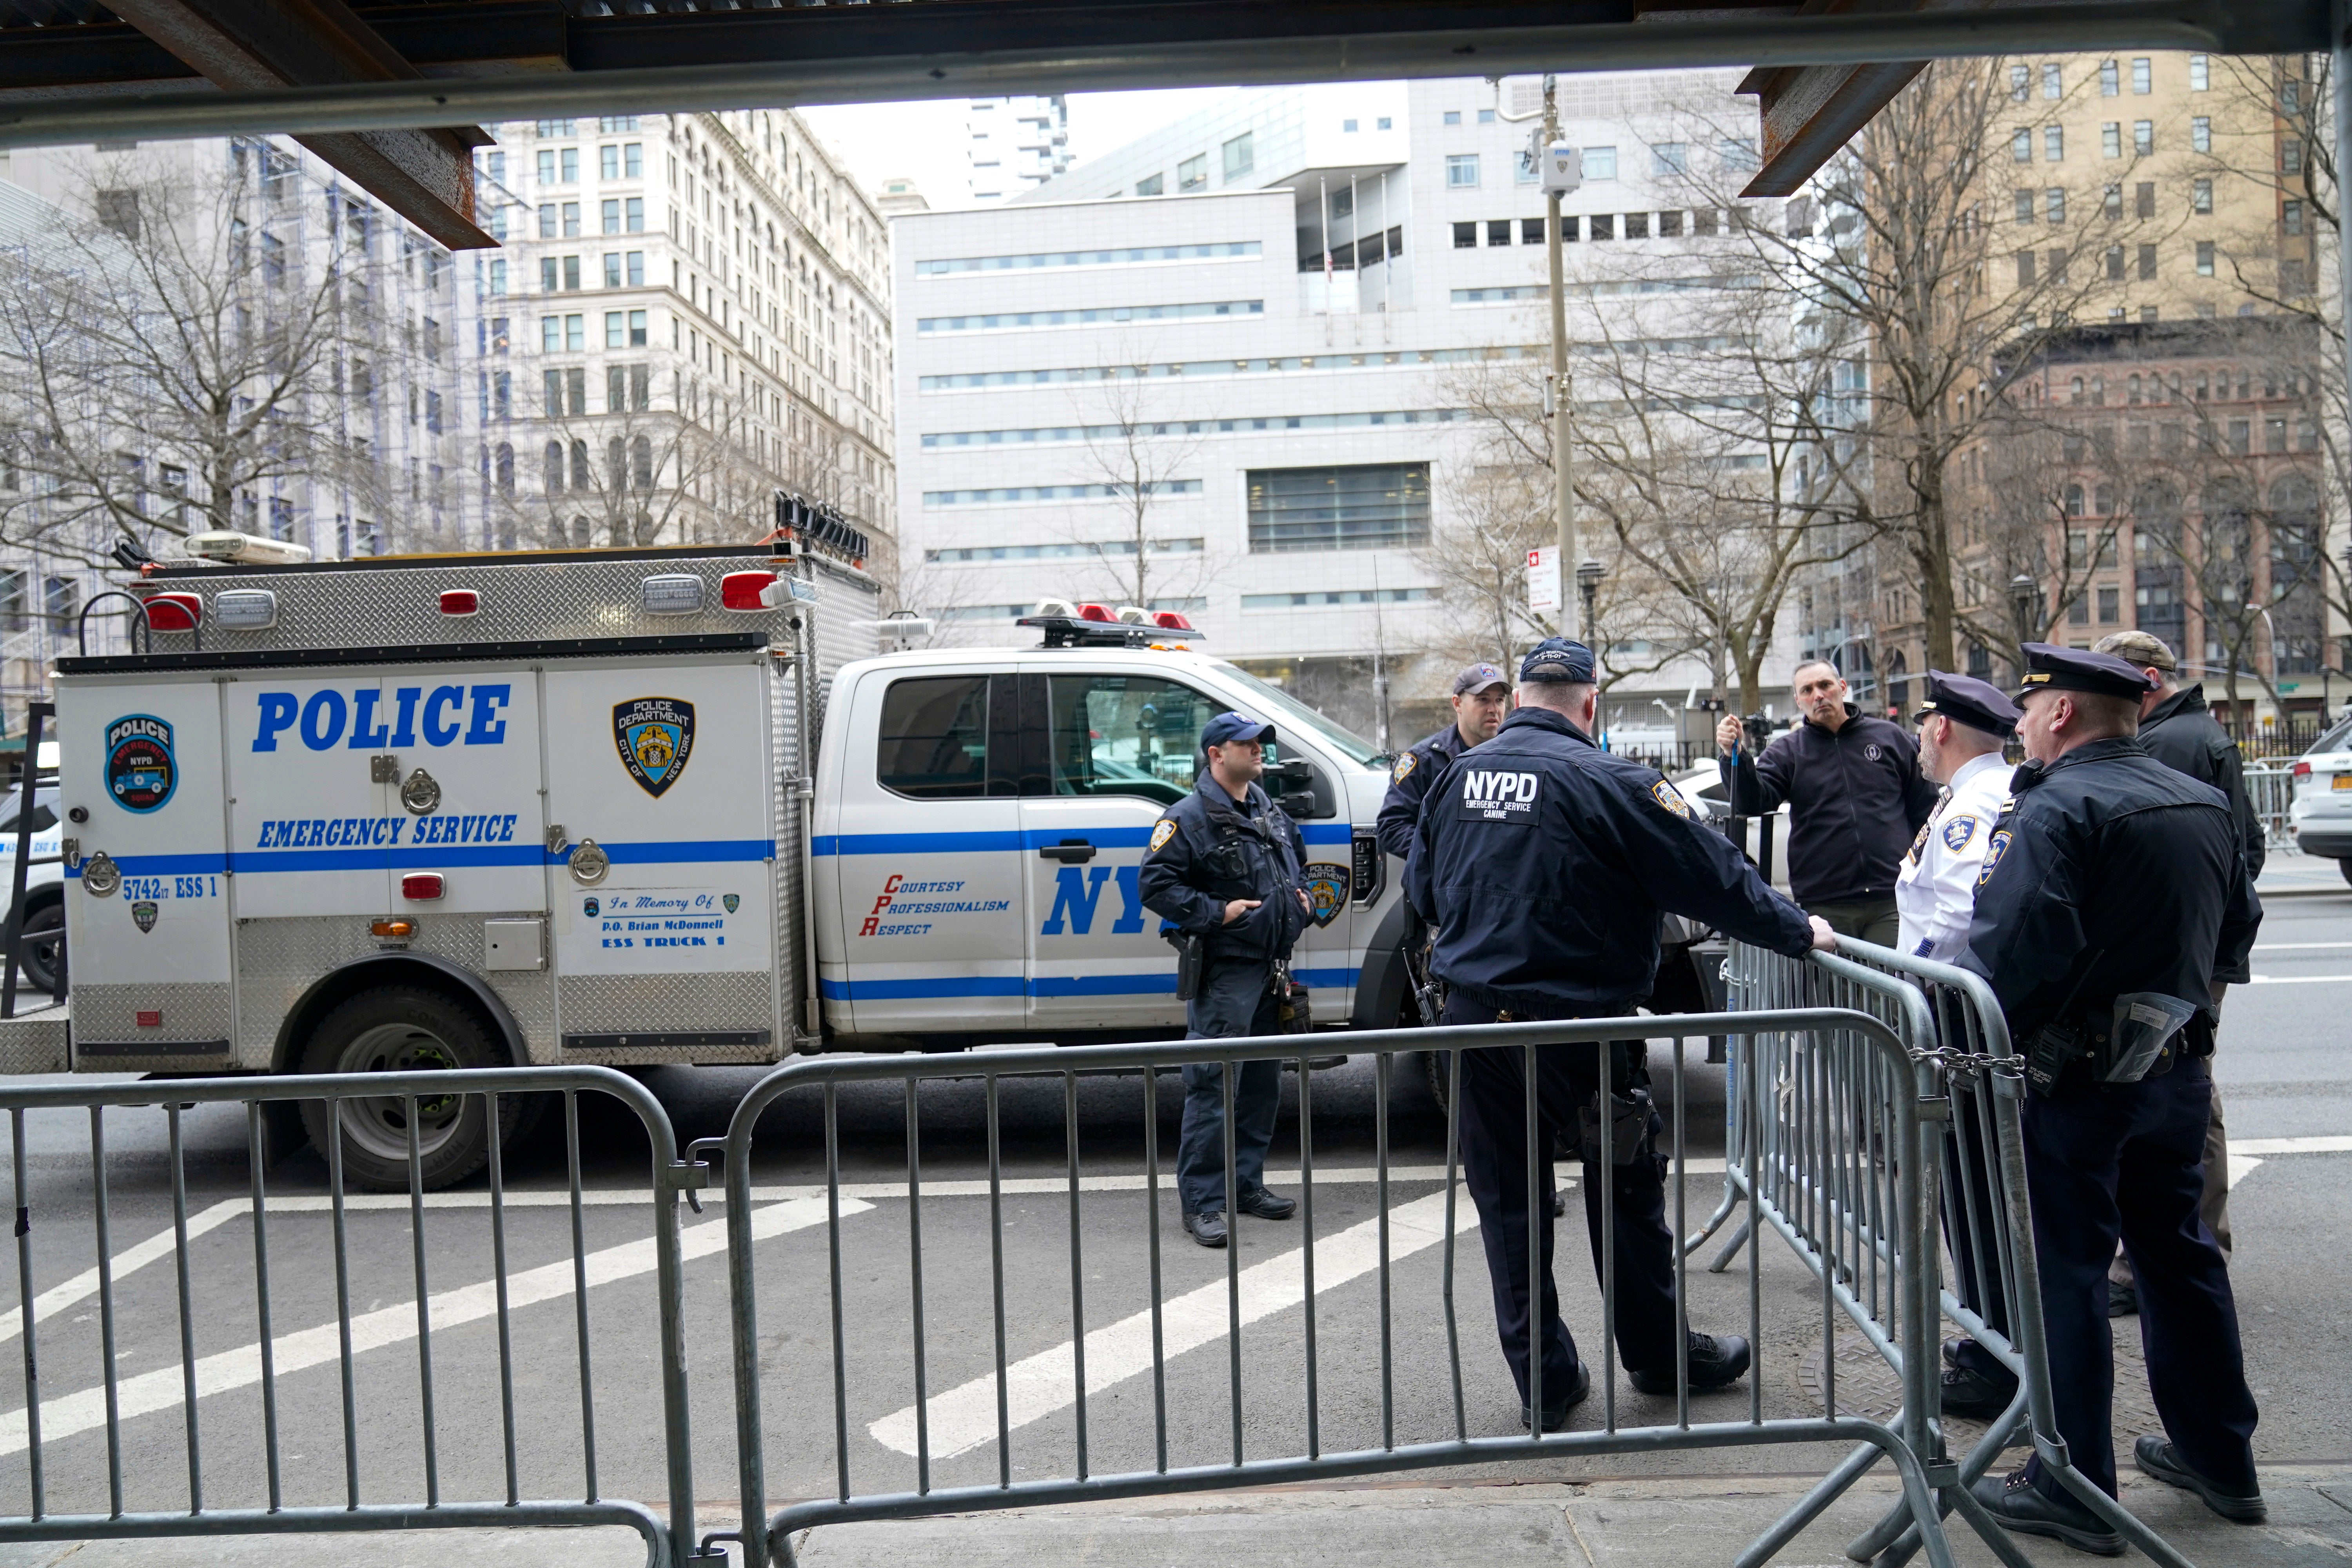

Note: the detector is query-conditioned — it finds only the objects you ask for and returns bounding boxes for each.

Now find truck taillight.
[401,873,445,901]
[439,589,479,617]
[1076,603,1114,623]
[2293,760,2312,779]
[143,592,201,633]
[722,571,778,612]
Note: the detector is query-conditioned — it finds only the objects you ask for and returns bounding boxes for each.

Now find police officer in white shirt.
[1893,671,2021,961]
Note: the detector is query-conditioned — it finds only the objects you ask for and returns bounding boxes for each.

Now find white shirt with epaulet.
[1893,750,2015,962]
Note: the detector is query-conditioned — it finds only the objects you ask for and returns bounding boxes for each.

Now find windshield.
[1211,663,1384,768]
[2309,717,2352,756]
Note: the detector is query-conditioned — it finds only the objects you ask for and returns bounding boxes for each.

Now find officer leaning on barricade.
[1893,671,2020,963]
[1375,661,1512,865]
[1138,711,1314,1250]
[1405,637,1835,1430]
[1957,644,2266,1555]
[2091,628,2254,1315]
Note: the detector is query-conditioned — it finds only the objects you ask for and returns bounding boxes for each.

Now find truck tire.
[15,902,63,996]
[296,986,519,1192]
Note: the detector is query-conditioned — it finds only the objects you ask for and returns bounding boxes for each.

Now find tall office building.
[966,96,1072,202]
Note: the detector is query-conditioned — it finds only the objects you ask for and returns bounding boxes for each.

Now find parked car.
[0,784,63,996]
[2287,715,2352,885]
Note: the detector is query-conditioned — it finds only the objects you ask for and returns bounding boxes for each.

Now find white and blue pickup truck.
[10,540,1428,1186]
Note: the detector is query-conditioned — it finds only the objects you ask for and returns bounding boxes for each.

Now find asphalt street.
[0,855,2339,1555]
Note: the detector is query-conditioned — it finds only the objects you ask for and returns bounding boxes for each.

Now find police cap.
[1200,710,1276,750]
[1519,637,1596,684]
[2014,642,2158,700]
[1453,662,1510,695]
[1915,670,2021,738]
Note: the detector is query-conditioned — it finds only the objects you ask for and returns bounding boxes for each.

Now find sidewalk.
[2255,848,2349,897]
[5,1466,2348,1567]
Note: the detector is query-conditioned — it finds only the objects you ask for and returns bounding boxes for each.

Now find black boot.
[1630,1332,1750,1395]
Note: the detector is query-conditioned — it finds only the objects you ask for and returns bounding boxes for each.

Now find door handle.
[1038,838,1096,863]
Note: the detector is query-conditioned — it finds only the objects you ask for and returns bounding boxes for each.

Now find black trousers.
[1944,1085,2018,1389]
[2019,1058,2258,1501]
[1441,993,1680,1407]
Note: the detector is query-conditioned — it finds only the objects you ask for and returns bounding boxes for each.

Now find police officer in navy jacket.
[1406,638,1833,1427]
[1139,711,1312,1249]
[1960,644,2265,1554]
[1375,661,1512,866]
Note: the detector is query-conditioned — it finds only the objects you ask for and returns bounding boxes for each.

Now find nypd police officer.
[1406,639,1835,1426]
[1893,671,2020,962]
[1375,661,1512,864]
[1959,644,2265,1552]
[1138,711,1313,1249]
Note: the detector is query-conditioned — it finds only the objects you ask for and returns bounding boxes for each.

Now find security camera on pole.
[1497,76,1584,638]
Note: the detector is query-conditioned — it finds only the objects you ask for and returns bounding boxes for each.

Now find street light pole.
[1543,77,1576,640]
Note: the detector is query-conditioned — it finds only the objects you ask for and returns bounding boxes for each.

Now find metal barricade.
[0,1067,708,1567]
[712,1011,1961,1568]
[1711,940,2197,1568]
[2243,762,2296,852]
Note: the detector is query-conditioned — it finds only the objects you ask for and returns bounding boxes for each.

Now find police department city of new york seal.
[131,900,158,933]
[613,698,696,799]
[1301,864,1350,928]
[105,714,177,814]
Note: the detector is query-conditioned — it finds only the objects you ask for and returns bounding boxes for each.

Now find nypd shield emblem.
[722,893,740,914]
[130,900,158,933]
[105,714,177,814]
[1976,828,2013,889]
[614,698,695,798]
[1301,863,1350,928]
[582,896,600,918]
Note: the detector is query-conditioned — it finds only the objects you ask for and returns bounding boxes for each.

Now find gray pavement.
[0,861,2340,1564]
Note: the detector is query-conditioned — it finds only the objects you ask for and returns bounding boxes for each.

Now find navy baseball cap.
[1519,637,1596,684]
[2015,642,2158,701]
[1915,670,2021,738]
[1453,662,1510,695]
[1200,711,1275,749]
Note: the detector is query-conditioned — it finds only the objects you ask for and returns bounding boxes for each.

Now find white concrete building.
[896,74,1805,749]
[965,96,1071,202]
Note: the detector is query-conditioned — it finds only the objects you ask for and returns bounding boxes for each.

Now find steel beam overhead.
[91,0,496,248]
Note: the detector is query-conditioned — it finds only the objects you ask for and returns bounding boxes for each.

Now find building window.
[602,199,620,234]
[628,309,647,346]
[2138,243,2157,279]
[1247,464,1430,553]
[2283,140,2304,175]
[2133,120,2153,155]
[1452,221,1476,249]
[1583,146,1617,180]
[1487,219,1511,246]
[537,204,555,238]
[1521,217,1545,244]
[1477,108,1496,123]
[601,145,619,180]
[1222,132,1253,181]
[2046,187,2066,223]
[1590,213,1615,241]
[1651,142,1688,175]
[2012,129,2033,163]
[2284,198,2306,235]
[2016,188,2036,223]
[2189,54,2209,90]
[2190,117,2211,153]
[1443,110,1462,125]
[626,250,644,285]
[625,143,642,178]
[562,201,581,236]
[1377,117,1392,129]
[1342,119,1358,133]
[1625,211,1650,238]
[2041,62,2062,98]
[606,310,627,349]
[2100,59,2119,96]
[2196,240,2215,275]
[1178,152,1207,192]
[2045,126,2064,160]
[2132,57,2152,93]
[2105,245,2125,280]
[1446,154,1480,188]
[1134,172,1164,197]
[565,313,584,351]
[2102,123,2122,158]
[2009,65,2030,102]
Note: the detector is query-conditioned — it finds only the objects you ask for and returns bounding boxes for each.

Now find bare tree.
[1412,457,1557,669]
[1063,366,1210,609]
[0,147,421,568]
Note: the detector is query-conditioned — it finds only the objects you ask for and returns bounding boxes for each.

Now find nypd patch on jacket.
[1403,705,1814,1013]
[1892,749,2014,962]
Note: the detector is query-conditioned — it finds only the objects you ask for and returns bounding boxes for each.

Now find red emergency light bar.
[143,592,201,633]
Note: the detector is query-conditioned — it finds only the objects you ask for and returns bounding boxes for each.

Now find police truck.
[11,533,1422,1187]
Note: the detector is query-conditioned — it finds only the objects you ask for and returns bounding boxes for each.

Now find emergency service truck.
[15,539,1421,1187]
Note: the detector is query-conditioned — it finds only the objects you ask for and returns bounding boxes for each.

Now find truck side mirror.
[1266,759,1332,820]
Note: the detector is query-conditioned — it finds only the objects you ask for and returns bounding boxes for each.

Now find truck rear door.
[59,677,233,1063]
[820,664,1029,1035]
[228,675,395,918]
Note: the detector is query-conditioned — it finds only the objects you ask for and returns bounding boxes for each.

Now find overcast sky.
[800,87,1240,211]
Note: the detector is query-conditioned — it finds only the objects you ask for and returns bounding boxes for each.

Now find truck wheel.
[15,902,63,996]
[296,987,517,1192]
